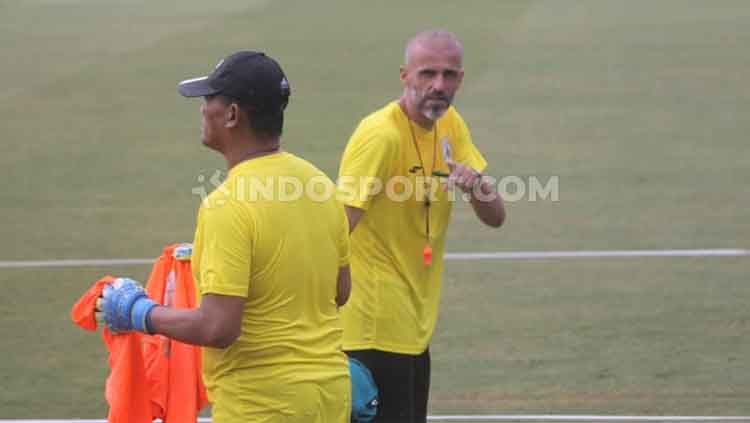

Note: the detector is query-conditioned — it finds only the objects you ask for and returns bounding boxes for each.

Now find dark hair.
[240,104,284,138]
[218,95,285,138]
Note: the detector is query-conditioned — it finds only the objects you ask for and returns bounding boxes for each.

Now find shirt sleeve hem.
[199,288,248,298]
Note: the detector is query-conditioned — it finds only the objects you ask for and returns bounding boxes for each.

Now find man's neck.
[225,137,281,170]
[398,97,434,130]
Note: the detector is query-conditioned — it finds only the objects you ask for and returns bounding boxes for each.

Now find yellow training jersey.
[192,152,351,422]
[338,101,487,354]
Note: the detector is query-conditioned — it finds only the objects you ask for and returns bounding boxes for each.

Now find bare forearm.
[149,306,236,348]
[469,180,505,228]
[336,266,352,307]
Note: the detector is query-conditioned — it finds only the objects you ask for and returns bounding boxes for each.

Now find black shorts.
[346,348,431,423]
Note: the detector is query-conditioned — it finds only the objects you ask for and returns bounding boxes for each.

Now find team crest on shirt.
[440,137,452,161]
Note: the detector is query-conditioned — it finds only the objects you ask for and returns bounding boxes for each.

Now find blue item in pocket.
[349,357,378,422]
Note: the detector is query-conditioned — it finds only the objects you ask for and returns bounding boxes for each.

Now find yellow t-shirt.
[192,152,351,422]
[338,101,487,354]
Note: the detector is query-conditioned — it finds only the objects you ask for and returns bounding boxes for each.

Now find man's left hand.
[96,277,158,334]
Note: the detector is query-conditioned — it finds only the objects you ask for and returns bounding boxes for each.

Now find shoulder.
[201,176,234,212]
[198,172,254,224]
[440,106,473,145]
[349,102,403,150]
[442,106,469,128]
[286,153,336,184]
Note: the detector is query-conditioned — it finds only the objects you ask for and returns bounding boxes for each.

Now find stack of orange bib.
[71,244,208,423]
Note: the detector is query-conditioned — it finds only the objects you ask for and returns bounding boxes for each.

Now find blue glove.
[100,277,158,334]
[349,357,378,422]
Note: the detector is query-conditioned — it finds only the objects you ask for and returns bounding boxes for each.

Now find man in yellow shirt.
[338,30,506,422]
[100,51,352,422]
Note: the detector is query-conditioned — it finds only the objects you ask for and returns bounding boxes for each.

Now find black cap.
[178,51,290,113]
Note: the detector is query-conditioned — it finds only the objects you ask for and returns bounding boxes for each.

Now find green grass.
[1,0,749,418]
[434,258,750,415]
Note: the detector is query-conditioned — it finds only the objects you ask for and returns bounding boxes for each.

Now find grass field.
[1,0,749,419]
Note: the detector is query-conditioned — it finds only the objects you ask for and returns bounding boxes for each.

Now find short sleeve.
[196,198,254,298]
[337,123,399,210]
[452,111,488,173]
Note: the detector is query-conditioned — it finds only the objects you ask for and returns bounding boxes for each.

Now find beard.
[422,100,449,121]
[411,87,452,122]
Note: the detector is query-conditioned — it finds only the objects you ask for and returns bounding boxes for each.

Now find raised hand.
[445,159,481,193]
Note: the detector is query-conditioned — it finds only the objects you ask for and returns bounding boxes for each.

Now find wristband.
[131,297,158,334]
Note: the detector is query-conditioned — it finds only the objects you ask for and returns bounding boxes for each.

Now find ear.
[225,103,239,128]
[399,65,408,86]
[456,69,465,89]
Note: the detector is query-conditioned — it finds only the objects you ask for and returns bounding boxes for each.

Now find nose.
[431,73,446,92]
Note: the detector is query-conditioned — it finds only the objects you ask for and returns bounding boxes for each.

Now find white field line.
[428,417,750,422]
[0,248,747,269]
[0,258,154,269]
[2,416,750,423]
[445,248,749,260]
